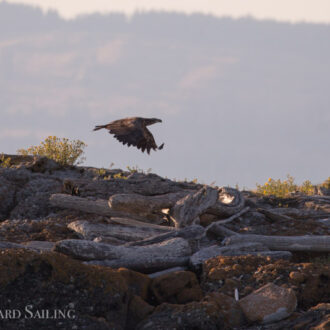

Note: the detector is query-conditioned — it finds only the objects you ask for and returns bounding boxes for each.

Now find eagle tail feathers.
[93,125,107,131]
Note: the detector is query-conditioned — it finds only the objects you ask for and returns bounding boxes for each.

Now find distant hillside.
[1,2,329,187]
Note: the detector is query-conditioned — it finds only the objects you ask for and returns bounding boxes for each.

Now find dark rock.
[239,283,297,324]
[202,255,330,310]
[0,249,129,330]
[117,267,151,300]
[25,156,61,173]
[10,178,62,219]
[126,295,154,330]
[204,292,245,328]
[136,301,224,330]
[0,176,16,220]
[150,271,203,304]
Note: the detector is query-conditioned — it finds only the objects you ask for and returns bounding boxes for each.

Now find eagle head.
[144,118,162,126]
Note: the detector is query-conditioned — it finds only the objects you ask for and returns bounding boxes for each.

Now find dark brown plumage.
[93,117,164,154]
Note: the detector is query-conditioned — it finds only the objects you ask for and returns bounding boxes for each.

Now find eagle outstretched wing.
[111,127,157,154]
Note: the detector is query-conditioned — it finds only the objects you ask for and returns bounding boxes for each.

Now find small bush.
[256,174,315,198]
[126,165,151,174]
[113,172,128,180]
[17,136,87,166]
[0,154,11,168]
[322,177,330,189]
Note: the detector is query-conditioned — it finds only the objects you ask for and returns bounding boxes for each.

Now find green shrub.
[126,165,152,174]
[322,177,330,189]
[17,136,87,166]
[256,174,315,198]
[0,154,11,168]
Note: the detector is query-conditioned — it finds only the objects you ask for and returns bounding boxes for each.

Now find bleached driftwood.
[205,206,250,234]
[109,217,176,230]
[109,191,190,214]
[264,207,330,220]
[190,242,268,268]
[300,195,330,203]
[49,193,164,224]
[68,219,174,242]
[257,208,294,222]
[207,187,245,216]
[126,224,205,246]
[224,234,330,252]
[54,237,191,272]
[206,224,239,238]
[170,186,219,228]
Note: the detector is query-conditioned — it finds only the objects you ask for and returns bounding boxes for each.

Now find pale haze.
[1,2,329,188]
[4,0,330,23]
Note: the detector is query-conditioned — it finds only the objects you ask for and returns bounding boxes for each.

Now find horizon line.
[2,1,330,26]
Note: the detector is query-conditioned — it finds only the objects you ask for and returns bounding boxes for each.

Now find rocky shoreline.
[0,155,329,329]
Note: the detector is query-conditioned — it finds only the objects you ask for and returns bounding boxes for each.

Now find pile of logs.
[49,186,330,273]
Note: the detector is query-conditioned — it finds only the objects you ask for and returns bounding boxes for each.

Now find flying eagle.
[93,117,164,154]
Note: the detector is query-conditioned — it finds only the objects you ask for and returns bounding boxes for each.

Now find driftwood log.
[108,191,190,214]
[224,234,330,252]
[50,185,246,228]
[125,225,205,247]
[170,186,219,228]
[68,219,174,242]
[49,193,165,224]
[54,237,191,272]
[263,207,330,220]
[207,187,245,216]
[190,242,292,268]
[257,208,294,222]
[205,206,250,234]
[190,242,267,267]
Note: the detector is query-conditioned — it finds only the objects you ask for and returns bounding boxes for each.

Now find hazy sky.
[1,2,329,187]
[4,0,330,23]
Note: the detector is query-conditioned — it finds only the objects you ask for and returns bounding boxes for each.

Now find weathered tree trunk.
[224,234,330,252]
[109,191,190,214]
[206,187,245,216]
[54,237,191,272]
[205,206,250,232]
[190,242,268,267]
[49,193,164,224]
[264,207,330,220]
[108,217,176,230]
[206,224,239,238]
[257,208,294,222]
[68,219,174,242]
[126,225,205,246]
[170,186,219,228]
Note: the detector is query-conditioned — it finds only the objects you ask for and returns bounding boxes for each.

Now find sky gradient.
[4,0,330,23]
[1,2,329,188]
